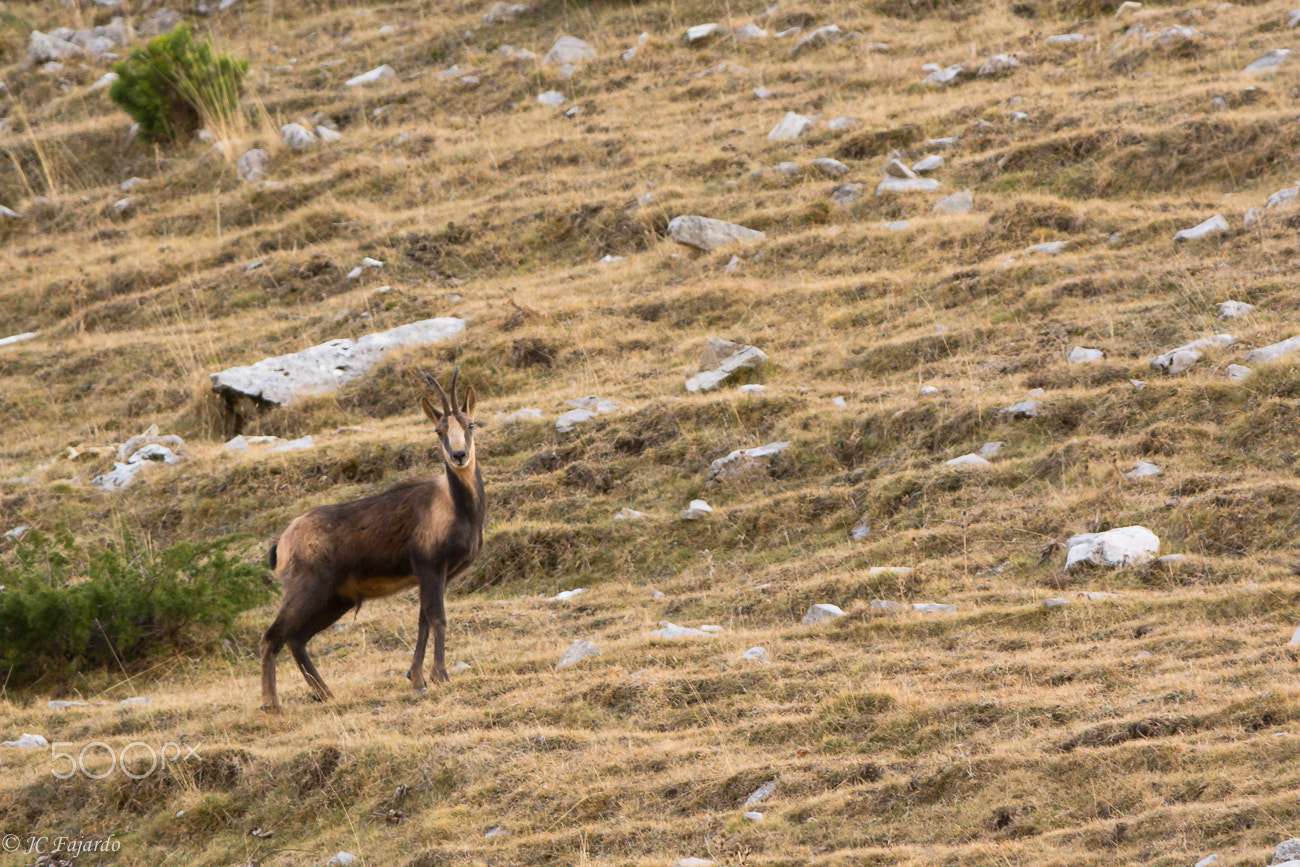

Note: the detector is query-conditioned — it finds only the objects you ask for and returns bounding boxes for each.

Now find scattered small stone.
[543,35,596,65]
[944,453,991,470]
[1000,399,1043,419]
[1195,856,1219,867]
[928,136,959,148]
[912,602,956,613]
[237,148,271,184]
[738,384,766,394]
[884,158,916,179]
[1219,300,1256,318]
[501,407,544,423]
[1274,840,1300,864]
[537,90,566,106]
[1245,49,1291,73]
[281,123,317,150]
[547,588,588,602]
[868,566,913,577]
[977,54,1020,76]
[877,177,939,195]
[933,190,973,215]
[745,780,777,805]
[774,161,800,176]
[1124,461,1162,480]
[1065,526,1160,570]
[1150,334,1234,375]
[742,647,769,663]
[790,24,843,56]
[557,639,600,669]
[1172,215,1229,242]
[614,507,646,520]
[920,384,939,393]
[1046,33,1091,45]
[767,111,814,141]
[450,661,471,673]
[885,220,910,231]
[725,255,741,272]
[686,337,768,392]
[483,1,529,22]
[1028,241,1066,255]
[912,155,943,173]
[680,499,714,520]
[849,520,871,540]
[668,216,765,253]
[978,442,1004,458]
[2,734,49,749]
[1290,9,1300,27]
[485,826,508,839]
[753,87,773,99]
[1247,334,1300,365]
[90,71,119,91]
[744,811,764,821]
[675,859,715,867]
[0,332,36,347]
[708,442,790,482]
[1130,380,1147,390]
[3,525,29,542]
[924,64,965,85]
[598,254,624,263]
[118,696,153,706]
[1010,111,1030,123]
[774,27,802,38]
[652,621,713,638]
[733,23,768,41]
[684,23,728,45]
[1078,591,1119,601]
[327,852,355,867]
[1226,364,1252,382]
[803,603,847,624]
[1043,597,1069,608]
[830,183,862,206]
[827,116,858,131]
[345,64,395,87]
[812,158,849,177]
[1068,346,1103,363]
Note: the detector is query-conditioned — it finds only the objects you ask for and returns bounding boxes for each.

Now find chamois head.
[421,367,478,471]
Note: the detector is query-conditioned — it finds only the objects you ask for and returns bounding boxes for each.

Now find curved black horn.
[424,370,451,415]
[449,366,461,413]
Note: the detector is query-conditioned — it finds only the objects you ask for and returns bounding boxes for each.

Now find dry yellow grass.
[4,0,1300,863]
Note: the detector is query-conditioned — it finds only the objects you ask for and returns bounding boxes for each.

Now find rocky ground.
[4,0,1300,864]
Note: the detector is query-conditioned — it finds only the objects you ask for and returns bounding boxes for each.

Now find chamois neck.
[444,457,483,513]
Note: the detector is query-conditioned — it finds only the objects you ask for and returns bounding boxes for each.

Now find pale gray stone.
[979,442,1004,458]
[1245,49,1291,73]
[812,158,849,176]
[1150,334,1234,375]
[680,499,713,520]
[1246,335,1300,365]
[557,639,600,669]
[791,24,843,56]
[1043,597,1069,608]
[2,734,49,749]
[1068,346,1103,363]
[1290,9,1300,27]
[1245,207,1264,226]
[803,604,847,624]
[26,31,82,65]
[652,621,713,638]
[1000,400,1043,418]
[709,441,790,481]
[89,72,119,92]
[211,318,465,406]
[767,111,814,141]
[912,602,956,613]
[686,338,768,392]
[345,65,395,87]
[1029,241,1067,255]
[685,23,728,43]
[669,216,765,253]
[869,599,908,612]
[237,149,270,183]
[1172,214,1229,241]
[924,64,964,84]
[884,158,916,179]
[537,90,566,106]
[1226,364,1252,382]
[753,87,773,99]
[483,2,528,23]
[912,155,943,173]
[827,116,858,131]
[774,161,800,176]
[745,780,777,805]
[830,183,861,205]
[733,23,768,40]
[544,35,595,65]
[877,176,939,195]
[1219,300,1255,318]
[0,332,36,346]
[1046,33,1090,45]
[944,453,990,469]
[1065,526,1159,570]
[932,190,973,215]
[1267,186,1299,208]
[978,54,1020,76]
[1273,840,1300,864]
[1123,461,1161,480]
[281,123,317,150]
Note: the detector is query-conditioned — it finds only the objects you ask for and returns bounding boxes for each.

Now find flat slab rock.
[1150,334,1234,375]
[211,318,465,406]
[803,603,847,624]
[1065,526,1160,570]
[1246,334,1300,365]
[708,441,789,481]
[686,337,768,392]
[668,215,765,252]
[557,639,600,669]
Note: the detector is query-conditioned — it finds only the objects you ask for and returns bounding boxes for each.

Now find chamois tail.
[268,543,278,570]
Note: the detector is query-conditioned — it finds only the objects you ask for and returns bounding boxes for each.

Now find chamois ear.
[421,394,444,423]
[462,386,477,418]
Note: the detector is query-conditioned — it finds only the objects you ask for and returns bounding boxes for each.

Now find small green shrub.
[109,24,248,144]
[0,527,271,685]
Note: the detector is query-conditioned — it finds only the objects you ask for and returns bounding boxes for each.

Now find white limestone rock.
[1150,334,1234,375]
[802,603,847,624]
[869,599,908,612]
[912,602,956,613]
[483,2,528,23]
[614,507,646,520]
[502,407,544,423]
[0,332,36,347]
[812,158,849,177]
[1065,526,1159,570]
[281,123,317,151]
[830,183,861,206]
[1226,364,1252,382]
[767,111,814,141]
[345,65,395,87]
[827,116,858,131]
[924,64,964,85]
[979,442,1004,458]
[977,54,1020,76]
[708,441,790,481]
[791,24,843,56]
[1046,33,1091,46]
[3,733,49,749]
[877,176,939,195]
[741,646,769,663]
[544,36,595,65]
[668,216,765,252]
[933,190,973,215]
[26,31,83,65]
[912,155,943,173]
[537,90,566,106]
[680,499,713,520]
[237,149,271,184]
[1244,49,1291,73]
[1000,399,1043,418]
[684,23,728,44]
[211,318,466,406]
[1219,300,1255,318]
[944,453,990,469]
[1246,335,1300,365]
[1068,346,1104,363]
[557,639,600,669]
[652,621,712,639]
[1124,461,1162,480]
[686,338,768,392]
[1172,215,1229,242]
[1267,186,1299,209]
[733,24,768,41]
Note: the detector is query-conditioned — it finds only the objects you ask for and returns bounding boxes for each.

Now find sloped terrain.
[3,0,1300,864]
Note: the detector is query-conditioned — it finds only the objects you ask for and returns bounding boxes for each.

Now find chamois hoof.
[261,704,282,715]
[414,685,428,694]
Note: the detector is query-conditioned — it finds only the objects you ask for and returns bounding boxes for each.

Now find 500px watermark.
[1,834,121,855]
[50,741,201,780]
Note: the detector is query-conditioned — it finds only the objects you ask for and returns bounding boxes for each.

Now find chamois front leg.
[408,607,429,693]
[415,561,450,687]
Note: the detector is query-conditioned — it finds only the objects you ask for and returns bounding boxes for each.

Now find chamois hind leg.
[286,597,352,703]
[260,617,288,713]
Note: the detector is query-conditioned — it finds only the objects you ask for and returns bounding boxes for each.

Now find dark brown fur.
[259,370,484,712]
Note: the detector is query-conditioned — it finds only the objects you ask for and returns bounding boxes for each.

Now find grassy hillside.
[3,0,1300,863]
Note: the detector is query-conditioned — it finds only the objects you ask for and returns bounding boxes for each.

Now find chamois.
[259,368,485,713]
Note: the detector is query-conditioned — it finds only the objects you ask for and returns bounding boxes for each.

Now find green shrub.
[0,527,271,685]
[109,24,248,144]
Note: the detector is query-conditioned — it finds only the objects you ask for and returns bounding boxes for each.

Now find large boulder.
[1065,526,1160,570]
[211,318,465,407]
